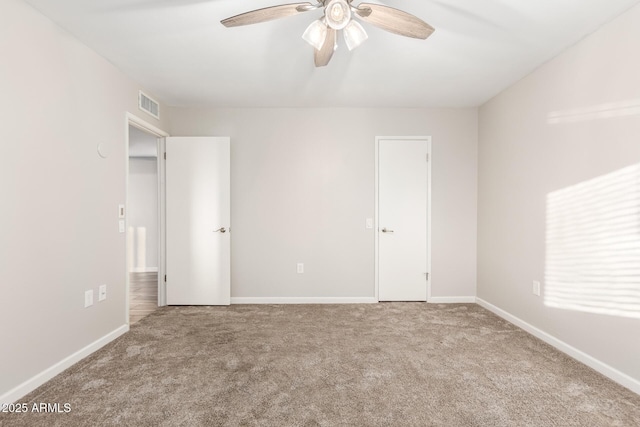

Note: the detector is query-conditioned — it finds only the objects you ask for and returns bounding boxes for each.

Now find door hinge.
[164,274,167,282]
[424,272,429,281]
[426,153,429,162]
[164,152,166,160]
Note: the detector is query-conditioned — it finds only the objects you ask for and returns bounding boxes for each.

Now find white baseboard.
[231,297,478,304]
[130,267,158,273]
[0,325,129,405]
[231,297,378,304]
[476,298,640,395]
[428,296,477,303]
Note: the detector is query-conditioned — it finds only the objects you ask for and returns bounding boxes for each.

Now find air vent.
[138,91,159,119]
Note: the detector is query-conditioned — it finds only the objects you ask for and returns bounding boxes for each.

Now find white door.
[166,137,230,305]
[377,138,430,301]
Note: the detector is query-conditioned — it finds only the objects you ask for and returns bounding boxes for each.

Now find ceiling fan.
[221,0,434,67]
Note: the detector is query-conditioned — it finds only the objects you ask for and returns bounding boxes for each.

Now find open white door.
[377,137,430,301]
[166,137,230,305]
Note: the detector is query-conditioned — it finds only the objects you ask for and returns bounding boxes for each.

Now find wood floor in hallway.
[130,272,158,324]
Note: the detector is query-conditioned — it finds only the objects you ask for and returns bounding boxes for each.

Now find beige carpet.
[2,303,639,426]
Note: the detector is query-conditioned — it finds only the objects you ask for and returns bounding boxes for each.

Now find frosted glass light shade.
[344,20,368,51]
[302,19,328,50]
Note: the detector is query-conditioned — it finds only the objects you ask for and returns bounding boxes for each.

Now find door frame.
[374,136,432,302]
[125,112,170,324]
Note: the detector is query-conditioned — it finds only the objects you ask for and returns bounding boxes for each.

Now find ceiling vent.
[138,91,159,120]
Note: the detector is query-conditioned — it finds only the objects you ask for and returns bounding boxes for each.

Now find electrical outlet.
[99,284,107,302]
[532,281,541,296]
[84,290,94,308]
[297,263,304,274]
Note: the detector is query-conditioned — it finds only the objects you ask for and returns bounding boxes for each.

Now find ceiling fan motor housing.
[325,0,351,30]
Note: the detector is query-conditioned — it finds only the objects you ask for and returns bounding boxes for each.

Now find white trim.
[476,298,640,395]
[126,112,168,138]
[428,296,477,303]
[374,139,379,300]
[426,140,432,301]
[157,137,167,308]
[129,267,158,273]
[231,297,378,305]
[375,136,432,302]
[0,325,128,405]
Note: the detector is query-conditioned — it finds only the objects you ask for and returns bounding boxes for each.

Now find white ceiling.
[23,0,640,108]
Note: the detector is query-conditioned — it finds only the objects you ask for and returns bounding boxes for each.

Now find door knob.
[381,228,394,233]
[213,227,226,233]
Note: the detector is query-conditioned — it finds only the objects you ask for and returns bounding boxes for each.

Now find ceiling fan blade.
[355,3,434,39]
[221,2,315,27]
[314,28,337,67]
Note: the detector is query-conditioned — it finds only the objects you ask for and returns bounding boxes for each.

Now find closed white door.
[377,138,430,301]
[166,137,230,305]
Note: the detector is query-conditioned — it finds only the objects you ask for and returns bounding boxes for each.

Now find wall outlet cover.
[84,290,94,308]
[98,284,107,302]
[532,281,541,296]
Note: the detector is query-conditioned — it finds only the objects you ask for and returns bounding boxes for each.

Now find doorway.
[128,125,159,322]
[126,113,169,324]
[375,136,432,301]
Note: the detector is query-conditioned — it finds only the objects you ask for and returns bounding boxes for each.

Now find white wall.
[128,158,158,272]
[128,126,158,272]
[0,0,169,401]
[169,108,478,301]
[478,3,640,385]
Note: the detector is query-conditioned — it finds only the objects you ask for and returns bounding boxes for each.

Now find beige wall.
[0,0,169,399]
[478,4,640,383]
[128,126,160,272]
[128,158,159,272]
[169,108,478,301]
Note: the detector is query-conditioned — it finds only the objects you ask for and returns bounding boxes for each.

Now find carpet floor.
[2,303,639,426]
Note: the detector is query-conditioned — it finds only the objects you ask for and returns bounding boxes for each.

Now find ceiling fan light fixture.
[302,18,328,50]
[343,19,368,51]
[325,0,351,30]
[221,1,435,67]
